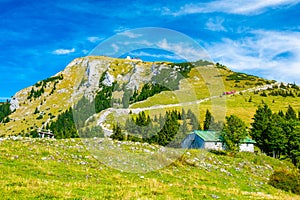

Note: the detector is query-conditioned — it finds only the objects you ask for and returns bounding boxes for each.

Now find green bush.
[36,115,43,120]
[269,170,300,195]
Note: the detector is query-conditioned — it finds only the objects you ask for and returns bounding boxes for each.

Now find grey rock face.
[9,97,19,111]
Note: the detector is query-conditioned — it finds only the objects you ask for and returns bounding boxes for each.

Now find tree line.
[111,108,221,147]
[251,104,300,167]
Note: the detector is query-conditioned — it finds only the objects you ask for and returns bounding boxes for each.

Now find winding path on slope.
[97,84,277,136]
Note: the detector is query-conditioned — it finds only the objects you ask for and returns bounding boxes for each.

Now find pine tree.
[248,96,252,102]
[149,111,179,146]
[286,105,297,121]
[286,121,300,167]
[278,110,285,118]
[111,123,125,141]
[267,114,287,158]
[158,113,165,128]
[187,109,200,130]
[33,107,39,114]
[203,109,212,131]
[250,104,273,153]
[169,119,188,148]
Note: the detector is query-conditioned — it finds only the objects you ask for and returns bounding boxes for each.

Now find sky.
[1,0,300,98]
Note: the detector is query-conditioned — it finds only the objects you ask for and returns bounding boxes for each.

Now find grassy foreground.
[0,137,299,200]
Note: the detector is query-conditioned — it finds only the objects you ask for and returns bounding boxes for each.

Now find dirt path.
[98,83,277,136]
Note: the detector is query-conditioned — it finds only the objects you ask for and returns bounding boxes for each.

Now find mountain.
[1,56,299,137]
[1,56,300,199]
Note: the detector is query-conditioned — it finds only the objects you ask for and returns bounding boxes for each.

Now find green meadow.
[0,137,298,199]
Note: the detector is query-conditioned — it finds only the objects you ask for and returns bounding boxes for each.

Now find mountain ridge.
[0,56,299,137]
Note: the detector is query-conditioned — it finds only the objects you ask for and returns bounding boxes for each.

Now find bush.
[269,170,300,195]
[36,115,43,120]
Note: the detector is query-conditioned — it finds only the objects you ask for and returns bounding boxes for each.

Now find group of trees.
[251,104,300,168]
[129,83,170,104]
[264,83,300,98]
[219,103,300,168]
[47,96,106,139]
[268,90,299,97]
[110,109,222,147]
[28,87,45,99]
[111,110,182,146]
[94,82,116,113]
[48,108,78,139]
[0,101,11,123]
[28,74,64,100]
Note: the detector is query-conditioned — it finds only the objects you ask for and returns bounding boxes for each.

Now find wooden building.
[181,130,256,152]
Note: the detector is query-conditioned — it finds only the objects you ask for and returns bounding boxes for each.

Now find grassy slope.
[0,137,299,199]
[129,66,299,126]
[0,60,86,136]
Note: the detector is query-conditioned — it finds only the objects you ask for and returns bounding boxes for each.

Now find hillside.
[0,56,300,199]
[0,137,299,199]
[1,56,299,136]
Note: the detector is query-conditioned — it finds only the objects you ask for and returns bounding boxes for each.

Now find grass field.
[0,137,299,199]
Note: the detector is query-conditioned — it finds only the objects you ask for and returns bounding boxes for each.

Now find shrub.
[269,170,300,195]
[36,115,43,120]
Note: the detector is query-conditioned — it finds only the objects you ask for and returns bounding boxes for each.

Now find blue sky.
[1,0,300,98]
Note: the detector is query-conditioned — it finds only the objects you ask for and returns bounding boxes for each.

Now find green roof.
[193,130,221,142]
[240,136,256,144]
[192,130,256,143]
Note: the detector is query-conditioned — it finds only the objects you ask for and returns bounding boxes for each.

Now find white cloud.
[157,38,209,61]
[205,18,226,32]
[52,48,75,55]
[118,31,142,38]
[87,36,103,43]
[206,30,300,83]
[82,49,89,54]
[163,0,300,16]
[111,44,119,53]
[114,26,129,33]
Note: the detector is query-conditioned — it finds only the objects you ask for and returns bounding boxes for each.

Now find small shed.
[38,129,55,138]
[181,130,223,150]
[239,137,256,152]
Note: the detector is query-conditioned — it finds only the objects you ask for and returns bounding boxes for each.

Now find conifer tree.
[286,122,300,167]
[111,123,124,141]
[203,109,212,131]
[251,104,273,153]
[187,109,200,130]
[286,105,297,121]
[278,110,285,118]
[267,113,287,158]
